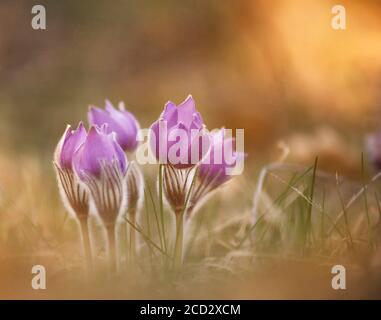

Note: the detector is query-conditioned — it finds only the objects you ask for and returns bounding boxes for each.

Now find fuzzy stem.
[129,210,137,266]
[79,217,92,273]
[159,164,167,252]
[106,224,117,274]
[119,221,128,268]
[173,210,184,271]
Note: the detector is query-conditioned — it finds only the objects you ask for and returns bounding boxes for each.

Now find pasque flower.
[88,100,140,152]
[150,95,210,218]
[149,95,211,270]
[54,122,92,270]
[73,125,128,272]
[150,95,210,168]
[125,161,144,263]
[55,122,87,173]
[187,129,245,219]
[89,100,143,266]
[199,129,245,188]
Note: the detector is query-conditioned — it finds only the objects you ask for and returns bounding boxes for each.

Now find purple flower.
[54,123,93,270]
[88,100,140,152]
[150,95,210,169]
[55,122,87,171]
[53,122,89,238]
[73,125,128,181]
[366,132,381,171]
[183,129,245,220]
[73,125,128,273]
[54,122,89,219]
[198,129,245,189]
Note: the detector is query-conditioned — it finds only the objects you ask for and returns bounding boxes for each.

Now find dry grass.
[0,151,381,300]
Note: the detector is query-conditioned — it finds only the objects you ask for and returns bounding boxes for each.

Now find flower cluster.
[54,95,245,273]
[54,101,140,272]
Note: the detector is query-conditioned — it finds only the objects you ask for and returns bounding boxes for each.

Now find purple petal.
[149,94,208,167]
[198,129,241,188]
[167,122,191,167]
[191,112,204,129]
[162,101,178,128]
[88,101,140,152]
[186,128,211,166]
[73,126,127,180]
[177,95,196,128]
[88,106,112,129]
[111,133,128,175]
[150,119,169,163]
[58,122,87,170]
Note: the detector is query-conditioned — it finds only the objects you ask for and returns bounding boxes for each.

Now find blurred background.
[1,0,381,175]
[1,0,381,299]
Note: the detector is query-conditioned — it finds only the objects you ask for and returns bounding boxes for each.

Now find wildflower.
[88,100,140,152]
[150,95,210,168]
[89,100,143,266]
[53,122,92,270]
[149,95,211,270]
[187,129,246,219]
[73,125,128,272]
[150,95,211,214]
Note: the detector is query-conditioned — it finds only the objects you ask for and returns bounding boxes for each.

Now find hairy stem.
[159,164,167,253]
[106,224,117,274]
[79,217,92,273]
[173,210,184,271]
[129,210,137,265]
[119,221,127,269]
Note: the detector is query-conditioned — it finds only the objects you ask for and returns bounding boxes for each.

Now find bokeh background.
[1,0,381,299]
[1,0,381,171]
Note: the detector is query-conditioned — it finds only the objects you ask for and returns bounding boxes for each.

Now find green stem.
[159,165,167,253]
[119,221,127,269]
[106,224,117,274]
[173,211,184,270]
[79,217,92,273]
[173,167,198,271]
[129,210,137,266]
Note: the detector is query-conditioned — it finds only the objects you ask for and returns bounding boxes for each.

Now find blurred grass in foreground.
[1,0,381,299]
[0,151,381,299]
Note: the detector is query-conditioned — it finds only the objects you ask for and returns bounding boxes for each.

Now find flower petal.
[88,101,140,152]
[58,122,87,170]
[177,95,196,128]
[73,126,127,180]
